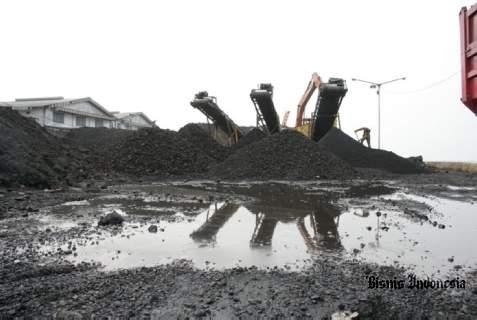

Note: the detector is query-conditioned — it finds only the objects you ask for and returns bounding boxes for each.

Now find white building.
[112,112,155,130]
[0,97,117,129]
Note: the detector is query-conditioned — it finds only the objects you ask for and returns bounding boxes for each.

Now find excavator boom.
[310,78,347,142]
[294,73,347,142]
[296,73,322,127]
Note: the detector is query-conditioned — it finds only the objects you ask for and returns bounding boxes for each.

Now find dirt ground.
[1,172,476,319]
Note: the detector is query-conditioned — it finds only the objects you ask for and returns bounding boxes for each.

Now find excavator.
[460,4,477,116]
[295,73,348,142]
[190,91,243,145]
[249,74,347,141]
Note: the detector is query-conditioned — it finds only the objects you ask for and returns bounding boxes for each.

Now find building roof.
[0,97,116,119]
[112,112,155,126]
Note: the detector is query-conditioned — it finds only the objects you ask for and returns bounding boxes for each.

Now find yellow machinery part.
[294,113,340,139]
[295,124,312,138]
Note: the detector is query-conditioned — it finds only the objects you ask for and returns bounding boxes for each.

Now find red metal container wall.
[460,5,477,115]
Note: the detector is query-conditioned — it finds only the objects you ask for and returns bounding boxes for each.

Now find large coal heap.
[232,128,266,151]
[210,130,355,180]
[0,109,89,188]
[108,128,213,176]
[178,123,230,161]
[0,106,428,189]
[319,128,428,174]
[65,127,134,152]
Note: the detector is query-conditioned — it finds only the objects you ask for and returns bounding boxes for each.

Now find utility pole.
[351,77,406,149]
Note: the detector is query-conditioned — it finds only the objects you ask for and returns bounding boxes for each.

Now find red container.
[460,5,477,115]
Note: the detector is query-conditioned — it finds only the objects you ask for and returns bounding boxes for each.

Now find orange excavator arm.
[295,72,322,127]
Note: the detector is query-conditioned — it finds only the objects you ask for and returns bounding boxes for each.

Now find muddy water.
[36,182,477,277]
[67,205,319,271]
[340,193,477,277]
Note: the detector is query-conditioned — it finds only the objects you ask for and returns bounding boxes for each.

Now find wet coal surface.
[1,175,477,318]
[3,179,475,276]
[34,193,474,278]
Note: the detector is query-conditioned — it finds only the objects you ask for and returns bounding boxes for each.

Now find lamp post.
[351,77,406,149]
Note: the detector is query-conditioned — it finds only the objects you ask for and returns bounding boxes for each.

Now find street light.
[351,76,406,149]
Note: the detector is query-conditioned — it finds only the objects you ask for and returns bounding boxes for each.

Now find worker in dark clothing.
[355,127,371,147]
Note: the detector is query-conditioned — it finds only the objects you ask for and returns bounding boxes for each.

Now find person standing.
[355,127,371,147]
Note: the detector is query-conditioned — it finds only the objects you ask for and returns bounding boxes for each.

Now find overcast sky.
[1,0,476,161]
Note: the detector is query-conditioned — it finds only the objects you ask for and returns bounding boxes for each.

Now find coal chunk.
[98,212,124,226]
[148,225,158,233]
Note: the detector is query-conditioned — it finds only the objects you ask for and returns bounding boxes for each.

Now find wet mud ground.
[1,172,477,319]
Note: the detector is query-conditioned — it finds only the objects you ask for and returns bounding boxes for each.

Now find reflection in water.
[250,213,278,247]
[353,208,381,247]
[189,202,239,243]
[190,200,343,253]
[297,206,342,252]
[39,185,477,276]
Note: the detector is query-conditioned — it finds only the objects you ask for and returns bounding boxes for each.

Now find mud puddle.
[43,203,327,271]
[340,192,477,277]
[30,182,477,278]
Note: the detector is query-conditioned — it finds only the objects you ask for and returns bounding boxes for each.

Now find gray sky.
[1,0,476,162]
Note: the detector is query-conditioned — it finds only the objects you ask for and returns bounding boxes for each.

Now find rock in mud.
[98,212,124,226]
[148,225,158,233]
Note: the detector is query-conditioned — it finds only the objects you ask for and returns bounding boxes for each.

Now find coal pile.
[210,130,355,180]
[108,128,213,176]
[178,123,230,161]
[319,128,428,174]
[0,109,89,188]
[232,128,266,150]
[64,127,133,151]
[62,128,137,175]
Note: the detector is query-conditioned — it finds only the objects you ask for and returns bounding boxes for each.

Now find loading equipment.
[310,78,348,142]
[190,91,243,145]
[295,73,348,142]
[250,84,281,134]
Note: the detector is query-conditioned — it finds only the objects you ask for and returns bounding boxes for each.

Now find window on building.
[53,111,64,123]
[76,116,86,127]
[95,118,104,128]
